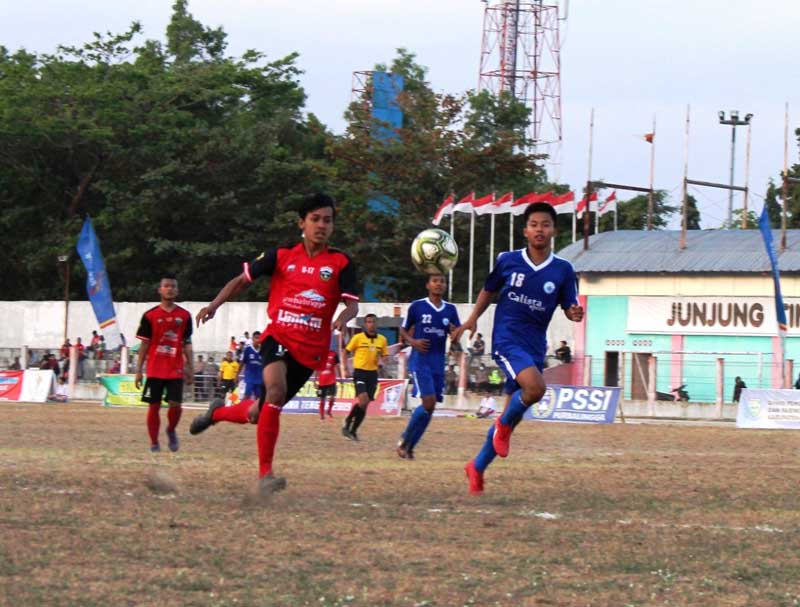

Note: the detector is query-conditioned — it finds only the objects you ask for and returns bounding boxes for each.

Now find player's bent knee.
[265,385,287,407]
[523,384,546,404]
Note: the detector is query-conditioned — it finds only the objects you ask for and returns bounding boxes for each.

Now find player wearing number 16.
[451,202,584,495]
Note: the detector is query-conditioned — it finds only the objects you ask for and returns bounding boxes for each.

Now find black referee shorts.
[353,369,379,401]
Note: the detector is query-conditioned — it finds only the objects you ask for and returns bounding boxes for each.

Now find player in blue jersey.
[452,202,584,495]
[240,330,264,401]
[396,273,460,459]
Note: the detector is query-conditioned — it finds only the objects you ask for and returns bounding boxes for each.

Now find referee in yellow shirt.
[342,314,389,440]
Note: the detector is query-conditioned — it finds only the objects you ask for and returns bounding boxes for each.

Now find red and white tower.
[478,0,565,168]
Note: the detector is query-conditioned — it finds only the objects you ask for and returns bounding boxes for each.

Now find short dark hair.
[364,313,377,320]
[160,274,177,283]
[298,193,336,219]
[523,202,557,224]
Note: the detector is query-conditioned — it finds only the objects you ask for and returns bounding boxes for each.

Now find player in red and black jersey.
[135,276,194,453]
[190,193,359,494]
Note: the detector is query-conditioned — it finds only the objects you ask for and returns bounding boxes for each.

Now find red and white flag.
[575,192,599,219]
[551,191,575,214]
[492,192,514,213]
[452,192,475,214]
[432,194,454,226]
[471,193,496,215]
[598,191,617,217]
[510,192,554,215]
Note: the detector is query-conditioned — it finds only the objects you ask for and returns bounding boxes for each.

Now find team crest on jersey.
[543,281,556,294]
[443,318,450,326]
[175,318,183,325]
[319,266,333,281]
[287,264,296,273]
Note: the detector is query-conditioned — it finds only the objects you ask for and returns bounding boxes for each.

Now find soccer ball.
[410,228,459,274]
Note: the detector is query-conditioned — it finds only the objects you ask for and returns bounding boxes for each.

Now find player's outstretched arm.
[564,304,584,323]
[451,289,496,343]
[196,273,250,327]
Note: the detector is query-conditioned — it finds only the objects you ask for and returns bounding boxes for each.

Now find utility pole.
[718,110,753,226]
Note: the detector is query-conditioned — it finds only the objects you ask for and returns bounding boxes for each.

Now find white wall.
[0,300,575,355]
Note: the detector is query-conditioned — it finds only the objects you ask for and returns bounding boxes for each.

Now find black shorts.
[220,378,237,393]
[353,369,379,401]
[260,336,314,403]
[317,384,336,399]
[141,378,183,404]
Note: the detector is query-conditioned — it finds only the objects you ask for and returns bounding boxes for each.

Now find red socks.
[146,403,160,445]
[257,403,281,478]
[212,399,252,424]
[167,405,182,432]
[319,400,326,420]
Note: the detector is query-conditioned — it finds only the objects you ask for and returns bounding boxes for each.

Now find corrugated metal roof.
[556,229,800,273]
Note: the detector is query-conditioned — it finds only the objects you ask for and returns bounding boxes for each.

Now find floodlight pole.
[718,110,752,225]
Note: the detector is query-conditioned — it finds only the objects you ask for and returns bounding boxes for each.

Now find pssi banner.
[0,370,54,403]
[737,389,800,429]
[522,384,620,424]
[284,378,406,417]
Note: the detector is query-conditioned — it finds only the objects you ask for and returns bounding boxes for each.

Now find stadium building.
[558,229,800,403]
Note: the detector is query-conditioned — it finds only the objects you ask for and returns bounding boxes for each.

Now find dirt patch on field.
[1,403,799,606]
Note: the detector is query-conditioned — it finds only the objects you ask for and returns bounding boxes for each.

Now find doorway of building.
[604,352,619,387]
[630,352,651,400]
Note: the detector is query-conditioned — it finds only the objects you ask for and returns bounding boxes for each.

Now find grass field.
[2,402,800,607]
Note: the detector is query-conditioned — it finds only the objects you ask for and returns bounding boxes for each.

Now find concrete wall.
[0,300,577,357]
[581,274,800,297]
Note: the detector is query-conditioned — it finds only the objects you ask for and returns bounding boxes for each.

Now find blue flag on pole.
[758,205,786,384]
[76,217,122,350]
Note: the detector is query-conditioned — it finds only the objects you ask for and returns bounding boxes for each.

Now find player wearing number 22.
[396,273,460,459]
[452,202,584,495]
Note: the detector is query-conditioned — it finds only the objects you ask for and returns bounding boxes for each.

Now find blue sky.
[4,0,800,228]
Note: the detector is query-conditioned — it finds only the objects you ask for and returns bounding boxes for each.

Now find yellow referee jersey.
[346,332,389,371]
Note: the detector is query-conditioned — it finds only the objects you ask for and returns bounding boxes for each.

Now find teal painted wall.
[585,295,799,402]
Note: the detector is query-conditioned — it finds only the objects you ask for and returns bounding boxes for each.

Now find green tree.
[332,49,550,301]
[0,3,328,301]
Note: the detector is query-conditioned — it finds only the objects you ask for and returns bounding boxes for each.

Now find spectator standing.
[9,356,21,370]
[96,336,106,360]
[60,339,72,359]
[732,376,747,403]
[203,356,220,398]
[193,355,206,400]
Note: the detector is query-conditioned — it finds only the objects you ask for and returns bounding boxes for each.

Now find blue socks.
[474,389,530,473]
[500,390,528,427]
[474,423,497,472]
[402,405,432,451]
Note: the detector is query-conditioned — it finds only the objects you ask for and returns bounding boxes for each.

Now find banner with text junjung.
[522,385,620,424]
[627,296,800,336]
[736,389,800,429]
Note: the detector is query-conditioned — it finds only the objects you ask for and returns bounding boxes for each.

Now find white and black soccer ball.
[410,228,459,274]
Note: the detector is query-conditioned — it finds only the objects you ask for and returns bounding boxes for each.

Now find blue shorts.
[492,348,544,395]
[410,368,445,402]
[244,382,264,400]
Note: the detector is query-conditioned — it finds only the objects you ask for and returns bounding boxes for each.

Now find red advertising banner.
[0,371,25,401]
[283,378,407,417]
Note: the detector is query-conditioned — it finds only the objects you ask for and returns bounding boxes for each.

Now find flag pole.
[742,121,752,228]
[489,194,495,272]
[782,102,789,251]
[680,104,690,250]
[449,211,454,300]
[647,115,656,231]
[581,108,595,248]
[468,210,475,304]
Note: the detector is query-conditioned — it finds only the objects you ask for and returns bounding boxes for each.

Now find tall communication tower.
[478,0,565,169]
